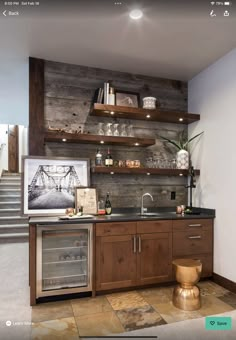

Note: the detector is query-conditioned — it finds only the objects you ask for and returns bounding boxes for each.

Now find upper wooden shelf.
[44,131,156,147]
[90,104,200,125]
[92,166,200,176]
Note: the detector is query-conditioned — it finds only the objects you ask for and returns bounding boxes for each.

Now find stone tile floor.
[31,281,235,339]
[0,243,235,340]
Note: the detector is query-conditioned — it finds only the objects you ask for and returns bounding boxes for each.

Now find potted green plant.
[160,131,203,169]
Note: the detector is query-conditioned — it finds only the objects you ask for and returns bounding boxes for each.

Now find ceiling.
[0,0,236,81]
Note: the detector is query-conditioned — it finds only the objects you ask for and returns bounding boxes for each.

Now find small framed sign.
[75,187,98,215]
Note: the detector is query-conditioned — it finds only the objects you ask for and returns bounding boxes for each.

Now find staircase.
[0,172,29,243]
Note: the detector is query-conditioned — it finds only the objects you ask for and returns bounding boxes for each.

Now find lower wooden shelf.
[92,167,200,176]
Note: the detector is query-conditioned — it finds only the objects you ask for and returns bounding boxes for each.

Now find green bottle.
[105,192,112,215]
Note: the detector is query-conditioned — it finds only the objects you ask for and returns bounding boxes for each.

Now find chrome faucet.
[141,193,154,215]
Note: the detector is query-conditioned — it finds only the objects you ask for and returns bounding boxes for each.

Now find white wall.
[18,125,28,172]
[188,48,236,283]
[0,124,9,175]
[0,57,29,126]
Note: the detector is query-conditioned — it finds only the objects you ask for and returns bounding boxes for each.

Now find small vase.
[176,150,189,169]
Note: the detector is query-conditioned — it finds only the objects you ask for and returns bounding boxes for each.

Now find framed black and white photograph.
[115,90,140,108]
[75,187,98,215]
[22,156,90,216]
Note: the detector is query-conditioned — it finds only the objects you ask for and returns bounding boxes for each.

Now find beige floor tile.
[116,305,166,331]
[71,296,112,317]
[197,295,234,317]
[198,280,229,297]
[75,311,124,336]
[152,301,202,324]
[139,286,174,304]
[32,301,73,323]
[218,291,236,309]
[31,317,79,340]
[106,291,148,311]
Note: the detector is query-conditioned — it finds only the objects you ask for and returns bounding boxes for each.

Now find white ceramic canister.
[142,97,157,109]
[176,149,189,169]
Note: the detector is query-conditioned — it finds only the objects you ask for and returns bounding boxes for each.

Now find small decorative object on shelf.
[105,192,112,215]
[115,90,140,108]
[104,82,110,104]
[93,88,104,104]
[159,131,204,170]
[142,97,157,109]
[108,87,115,105]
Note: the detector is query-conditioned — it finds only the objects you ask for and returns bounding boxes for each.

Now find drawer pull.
[133,236,137,253]
[188,224,202,227]
[188,235,201,239]
[138,236,141,253]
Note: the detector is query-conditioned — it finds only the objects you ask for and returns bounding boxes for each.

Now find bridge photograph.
[23,157,89,215]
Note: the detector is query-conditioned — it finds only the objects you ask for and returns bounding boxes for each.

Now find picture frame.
[75,187,98,215]
[115,90,140,108]
[22,156,90,216]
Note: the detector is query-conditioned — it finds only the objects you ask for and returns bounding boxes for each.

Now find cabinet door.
[96,234,136,291]
[137,232,172,285]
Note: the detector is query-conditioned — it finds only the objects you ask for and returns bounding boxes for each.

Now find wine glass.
[113,124,119,136]
[127,125,134,137]
[98,122,104,135]
[120,124,127,137]
[106,123,113,136]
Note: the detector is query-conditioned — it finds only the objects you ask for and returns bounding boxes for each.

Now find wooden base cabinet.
[95,221,172,291]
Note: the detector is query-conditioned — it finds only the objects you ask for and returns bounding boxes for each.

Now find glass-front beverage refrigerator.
[36,224,93,298]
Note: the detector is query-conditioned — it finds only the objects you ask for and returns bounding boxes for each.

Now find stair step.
[0,224,28,234]
[2,172,21,176]
[0,202,21,209]
[0,195,21,201]
[0,216,28,224]
[0,183,21,189]
[0,233,29,243]
[1,177,21,181]
[0,189,21,195]
[0,208,21,216]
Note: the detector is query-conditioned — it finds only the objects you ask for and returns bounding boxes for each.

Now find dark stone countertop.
[29,207,215,226]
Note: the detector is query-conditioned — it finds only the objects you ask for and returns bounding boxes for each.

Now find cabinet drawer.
[173,230,213,256]
[137,220,172,234]
[96,222,136,236]
[173,219,213,231]
[173,254,213,278]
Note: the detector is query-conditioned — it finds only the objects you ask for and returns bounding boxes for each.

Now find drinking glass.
[113,123,119,136]
[120,124,127,137]
[127,125,134,137]
[106,123,113,136]
[98,122,104,135]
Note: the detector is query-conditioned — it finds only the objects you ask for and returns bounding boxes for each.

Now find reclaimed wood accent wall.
[29,57,45,156]
[44,60,188,208]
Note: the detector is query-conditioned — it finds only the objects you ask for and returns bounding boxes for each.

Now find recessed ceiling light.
[62,138,67,142]
[179,118,183,122]
[129,9,143,20]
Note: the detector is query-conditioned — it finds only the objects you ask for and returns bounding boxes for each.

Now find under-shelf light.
[179,173,183,176]
[146,114,151,119]
[110,111,115,115]
[110,172,114,175]
[134,142,139,146]
[147,172,151,176]
[179,118,183,122]
[100,140,104,144]
[62,138,67,142]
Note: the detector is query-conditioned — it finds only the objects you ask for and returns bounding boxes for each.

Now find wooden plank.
[29,57,45,156]
[44,131,156,147]
[91,104,200,125]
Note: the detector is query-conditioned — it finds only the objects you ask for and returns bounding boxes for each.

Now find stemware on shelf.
[127,125,134,137]
[120,124,128,137]
[98,122,105,135]
[113,124,119,136]
[106,123,113,136]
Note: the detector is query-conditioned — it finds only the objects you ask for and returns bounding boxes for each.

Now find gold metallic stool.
[172,259,202,311]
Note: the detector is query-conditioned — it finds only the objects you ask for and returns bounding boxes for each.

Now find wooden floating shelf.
[91,103,200,125]
[92,167,200,176]
[44,131,156,147]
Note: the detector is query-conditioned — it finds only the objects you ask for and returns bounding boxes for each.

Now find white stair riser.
[0,195,21,202]
[0,190,21,196]
[0,203,21,209]
[0,227,28,234]
[0,184,21,189]
[0,210,22,217]
[0,217,28,225]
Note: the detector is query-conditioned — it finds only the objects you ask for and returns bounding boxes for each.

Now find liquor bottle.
[105,148,113,167]
[108,87,115,105]
[105,192,112,215]
[95,149,102,166]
